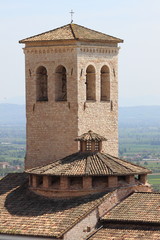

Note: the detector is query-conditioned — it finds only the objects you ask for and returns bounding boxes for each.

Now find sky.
[0,0,160,106]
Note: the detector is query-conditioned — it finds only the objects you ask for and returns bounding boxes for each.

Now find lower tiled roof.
[0,173,111,238]
[87,224,160,240]
[102,192,160,224]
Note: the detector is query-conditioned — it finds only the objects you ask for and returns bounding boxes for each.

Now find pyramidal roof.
[75,130,107,142]
[26,151,151,176]
[19,23,123,43]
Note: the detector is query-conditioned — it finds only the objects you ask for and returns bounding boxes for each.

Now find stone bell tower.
[19,23,123,169]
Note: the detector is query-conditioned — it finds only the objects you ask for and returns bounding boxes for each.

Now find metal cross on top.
[70,10,74,23]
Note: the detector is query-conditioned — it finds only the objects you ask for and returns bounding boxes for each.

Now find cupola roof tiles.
[26,152,151,176]
[75,130,107,142]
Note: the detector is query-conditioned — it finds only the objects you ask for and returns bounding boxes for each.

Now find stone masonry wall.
[24,43,120,169]
[77,45,119,156]
[25,45,79,169]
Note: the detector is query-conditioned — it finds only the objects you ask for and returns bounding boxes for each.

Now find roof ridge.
[96,152,113,174]
[70,24,77,39]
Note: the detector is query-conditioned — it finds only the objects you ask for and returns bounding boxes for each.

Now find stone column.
[139,174,147,184]
[43,175,50,188]
[60,176,69,190]
[83,176,92,189]
[32,175,38,188]
[126,175,135,184]
[108,176,118,188]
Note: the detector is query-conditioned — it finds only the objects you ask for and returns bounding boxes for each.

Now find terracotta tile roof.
[75,130,107,142]
[26,152,151,176]
[87,224,160,240]
[0,173,111,238]
[102,192,160,224]
[19,23,123,43]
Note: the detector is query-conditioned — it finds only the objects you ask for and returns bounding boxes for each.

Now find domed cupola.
[75,130,107,153]
[26,130,151,198]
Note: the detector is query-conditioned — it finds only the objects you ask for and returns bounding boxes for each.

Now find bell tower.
[19,23,123,169]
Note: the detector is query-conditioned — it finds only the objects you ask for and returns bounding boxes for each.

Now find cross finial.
[70,9,74,23]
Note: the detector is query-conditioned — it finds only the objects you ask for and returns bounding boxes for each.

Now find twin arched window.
[86,65,110,101]
[36,65,67,102]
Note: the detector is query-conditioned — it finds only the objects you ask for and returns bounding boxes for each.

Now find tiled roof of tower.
[0,173,112,238]
[102,192,160,224]
[19,23,123,43]
[26,152,150,176]
[75,130,107,142]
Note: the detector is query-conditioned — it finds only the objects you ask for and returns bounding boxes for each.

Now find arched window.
[55,65,67,101]
[86,65,96,100]
[101,65,110,101]
[36,66,48,101]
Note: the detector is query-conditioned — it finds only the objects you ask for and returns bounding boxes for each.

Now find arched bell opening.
[55,65,67,101]
[100,65,110,101]
[36,66,48,101]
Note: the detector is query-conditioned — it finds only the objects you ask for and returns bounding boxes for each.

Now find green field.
[119,126,160,158]
[148,174,160,191]
[0,125,25,176]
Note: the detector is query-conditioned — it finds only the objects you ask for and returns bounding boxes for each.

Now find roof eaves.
[78,38,123,43]
[105,153,151,173]
[19,39,77,44]
[100,218,160,225]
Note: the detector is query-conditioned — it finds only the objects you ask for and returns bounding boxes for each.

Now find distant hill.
[0,104,160,127]
[119,106,160,127]
[0,104,25,125]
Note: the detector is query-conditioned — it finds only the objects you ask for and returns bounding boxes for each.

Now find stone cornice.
[23,46,120,55]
